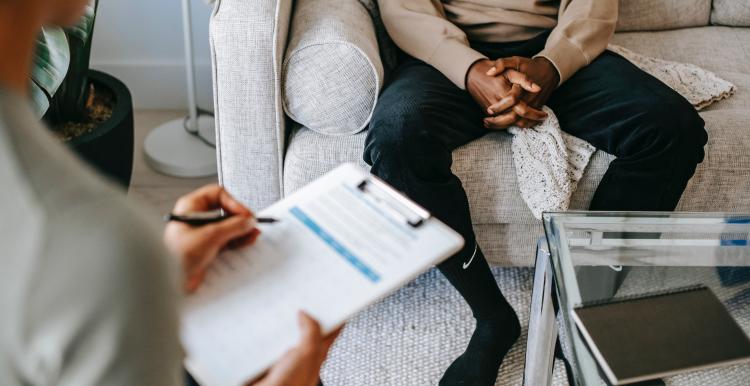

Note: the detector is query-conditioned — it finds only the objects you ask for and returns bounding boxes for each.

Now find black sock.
[440,316,521,386]
[437,244,520,386]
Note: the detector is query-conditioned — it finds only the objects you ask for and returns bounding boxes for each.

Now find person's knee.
[634,100,707,164]
[363,101,435,167]
[679,106,708,164]
[665,102,706,162]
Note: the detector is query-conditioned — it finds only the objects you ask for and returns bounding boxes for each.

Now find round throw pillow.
[282,0,383,136]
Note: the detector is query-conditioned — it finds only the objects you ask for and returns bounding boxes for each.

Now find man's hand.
[484,56,560,128]
[466,59,546,130]
[249,312,343,386]
[164,184,260,293]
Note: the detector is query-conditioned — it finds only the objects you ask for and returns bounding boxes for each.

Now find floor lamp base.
[144,115,217,178]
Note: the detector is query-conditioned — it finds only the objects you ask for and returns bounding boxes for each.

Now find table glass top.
[543,212,750,385]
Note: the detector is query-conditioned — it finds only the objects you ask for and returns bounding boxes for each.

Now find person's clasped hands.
[466,56,560,130]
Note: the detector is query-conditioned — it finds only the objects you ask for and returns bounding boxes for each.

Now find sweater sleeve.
[23,200,184,386]
[534,0,618,85]
[378,0,487,89]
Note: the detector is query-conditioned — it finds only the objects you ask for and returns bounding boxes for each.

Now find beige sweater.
[378,0,618,89]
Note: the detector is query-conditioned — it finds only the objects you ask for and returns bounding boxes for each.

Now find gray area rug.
[321,267,569,385]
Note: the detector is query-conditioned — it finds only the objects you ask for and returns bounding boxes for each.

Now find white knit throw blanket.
[512,44,737,219]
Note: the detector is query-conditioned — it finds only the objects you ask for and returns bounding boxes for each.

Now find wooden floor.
[129,110,217,223]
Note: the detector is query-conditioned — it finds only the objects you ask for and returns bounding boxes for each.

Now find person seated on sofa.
[0,1,336,386]
[365,1,708,385]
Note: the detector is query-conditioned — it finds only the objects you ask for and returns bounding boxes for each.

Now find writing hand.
[164,184,260,293]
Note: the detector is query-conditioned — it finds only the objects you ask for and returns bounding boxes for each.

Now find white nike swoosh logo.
[462,244,478,269]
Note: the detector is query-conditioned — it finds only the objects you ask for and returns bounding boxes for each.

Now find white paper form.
[181,164,464,386]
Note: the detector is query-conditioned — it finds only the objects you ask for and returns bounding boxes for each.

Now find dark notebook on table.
[572,286,750,385]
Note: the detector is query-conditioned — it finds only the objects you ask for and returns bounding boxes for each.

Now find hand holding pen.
[163,184,271,293]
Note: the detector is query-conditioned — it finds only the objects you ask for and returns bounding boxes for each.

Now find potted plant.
[30,0,134,188]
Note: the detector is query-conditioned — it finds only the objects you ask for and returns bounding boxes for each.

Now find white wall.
[90,0,214,110]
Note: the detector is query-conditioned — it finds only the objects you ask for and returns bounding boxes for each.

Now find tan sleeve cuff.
[428,39,487,90]
[534,36,590,86]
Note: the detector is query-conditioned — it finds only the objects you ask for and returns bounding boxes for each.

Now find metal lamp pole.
[143,0,216,178]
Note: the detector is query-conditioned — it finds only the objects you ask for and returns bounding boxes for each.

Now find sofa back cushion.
[616,0,711,31]
[711,0,750,26]
[282,0,383,136]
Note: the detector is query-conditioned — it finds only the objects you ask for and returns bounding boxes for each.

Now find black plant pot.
[67,70,134,188]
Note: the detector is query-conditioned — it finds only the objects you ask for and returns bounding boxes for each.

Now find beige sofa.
[210,0,750,265]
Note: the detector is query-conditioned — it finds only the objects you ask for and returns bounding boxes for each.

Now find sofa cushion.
[616,0,710,31]
[711,0,750,27]
[282,0,383,136]
[611,27,750,112]
[680,110,750,213]
[611,27,750,73]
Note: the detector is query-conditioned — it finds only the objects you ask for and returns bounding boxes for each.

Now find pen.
[164,211,279,226]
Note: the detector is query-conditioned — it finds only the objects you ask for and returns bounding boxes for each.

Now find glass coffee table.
[524,212,750,386]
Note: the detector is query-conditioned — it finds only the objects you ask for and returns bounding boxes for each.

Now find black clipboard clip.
[357,177,431,228]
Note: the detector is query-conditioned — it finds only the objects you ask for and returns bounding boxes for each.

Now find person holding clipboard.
[0,1,335,385]
[165,185,342,386]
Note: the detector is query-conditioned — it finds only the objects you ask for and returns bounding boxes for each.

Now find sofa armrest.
[210,0,292,210]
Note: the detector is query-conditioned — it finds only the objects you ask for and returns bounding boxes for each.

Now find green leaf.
[46,0,98,125]
[30,27,70,107]
[29,82,51,118]
[65,0,97,44]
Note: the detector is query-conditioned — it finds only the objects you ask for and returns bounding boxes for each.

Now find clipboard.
[180,163,465,386]
[355,177,430,228]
